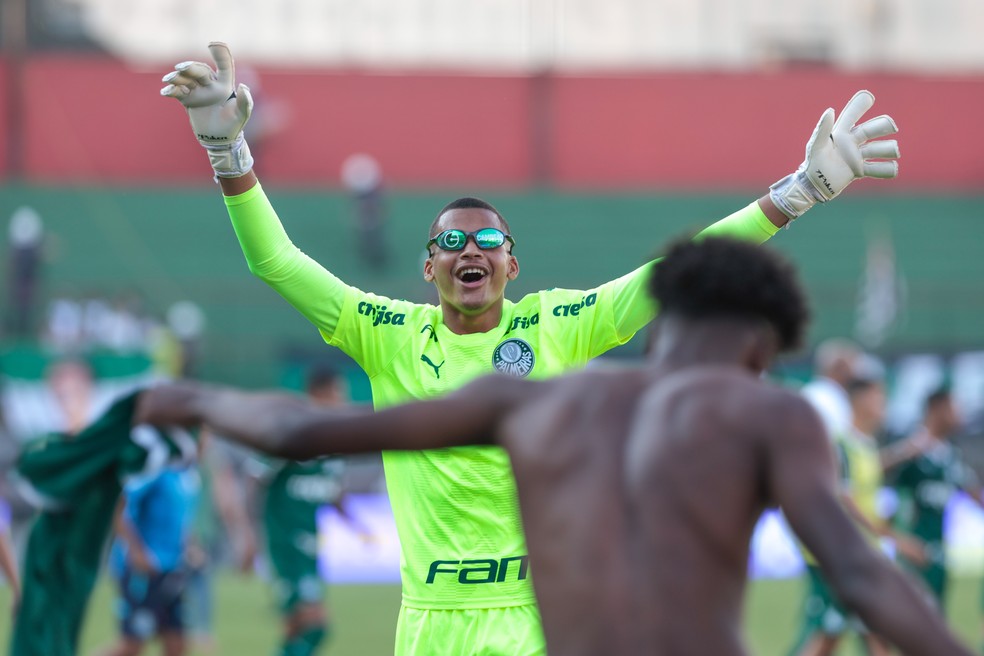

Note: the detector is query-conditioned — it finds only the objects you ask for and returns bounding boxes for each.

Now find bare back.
[499,364,796,656]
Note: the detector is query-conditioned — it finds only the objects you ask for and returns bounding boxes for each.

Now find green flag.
[9,391,194,656]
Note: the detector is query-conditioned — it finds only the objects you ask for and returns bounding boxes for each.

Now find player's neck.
[853,419,878,438]
[649,318,767,372]
[440,302,504,335]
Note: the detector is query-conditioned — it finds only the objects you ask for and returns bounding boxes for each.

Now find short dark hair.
[429,197,512,238]
[649,237,809,352]
[306,362,341,394]
[846,377,881,399]
[925,386,952,412]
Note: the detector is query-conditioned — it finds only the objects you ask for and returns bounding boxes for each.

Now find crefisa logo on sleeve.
[492,338,535,377]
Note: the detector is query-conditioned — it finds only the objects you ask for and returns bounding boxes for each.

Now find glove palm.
[771,90,900,221]
[161,42,254,178]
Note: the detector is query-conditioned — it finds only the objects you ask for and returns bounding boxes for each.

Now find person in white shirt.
[801,339,862,438]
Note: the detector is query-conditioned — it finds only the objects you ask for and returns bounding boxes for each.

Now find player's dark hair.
[429,197,512,238]
[925,386,952,412]
[649,237,809,352]
[306,362,341,394]
[846,377,881,399]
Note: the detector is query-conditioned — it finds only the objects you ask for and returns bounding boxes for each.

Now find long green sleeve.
[224,183,355,337]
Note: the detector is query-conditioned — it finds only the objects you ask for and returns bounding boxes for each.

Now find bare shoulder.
[752,382,828,447]
[552,361,649,401]
[653,366,824,433]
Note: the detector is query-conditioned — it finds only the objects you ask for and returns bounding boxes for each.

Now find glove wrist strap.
[203,134,254,181]
[769,170,827,224]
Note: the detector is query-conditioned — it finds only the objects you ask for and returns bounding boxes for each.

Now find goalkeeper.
[161,42,901,655]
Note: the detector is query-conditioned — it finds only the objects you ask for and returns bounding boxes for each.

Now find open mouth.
[457,267,488,285]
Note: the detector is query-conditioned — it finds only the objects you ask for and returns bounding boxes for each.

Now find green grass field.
[1,574,980,654]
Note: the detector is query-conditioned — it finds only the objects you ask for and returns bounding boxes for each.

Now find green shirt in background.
[893,441,970,545]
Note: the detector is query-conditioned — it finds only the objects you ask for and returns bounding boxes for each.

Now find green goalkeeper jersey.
[225,184,777,609]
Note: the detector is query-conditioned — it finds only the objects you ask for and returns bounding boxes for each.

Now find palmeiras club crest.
[492,338,535,377]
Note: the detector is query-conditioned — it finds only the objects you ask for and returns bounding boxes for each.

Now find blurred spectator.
[4,206,44,340]
[146,316,185,380]
[0,363,98,565]
[791,375,923,656]
[43,295,85,352]
[240,363,371,656]
[102,293,152,353]
[882,387,981,609]
[166,301,206,379]
[800,338,862,439]
[46,358,96,436]
[102,434,202,656]
[43,291,155,356]
[341,153,390,270]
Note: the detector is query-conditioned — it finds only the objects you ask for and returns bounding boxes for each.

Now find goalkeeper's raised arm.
[161,42,900,226]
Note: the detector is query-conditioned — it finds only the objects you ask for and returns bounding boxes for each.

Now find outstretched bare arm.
[768,397,971,656]
[135,376,520,460]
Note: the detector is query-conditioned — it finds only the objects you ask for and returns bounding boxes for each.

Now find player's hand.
[160,42,254,178]
[135,382,204,428]
[770,90,900,221]
[895,535,928,567]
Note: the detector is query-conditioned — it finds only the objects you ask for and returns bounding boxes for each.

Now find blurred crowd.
[789,338,984,654]
[0,356,385,654]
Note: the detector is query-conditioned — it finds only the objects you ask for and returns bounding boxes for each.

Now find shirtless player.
[136,237,970,656]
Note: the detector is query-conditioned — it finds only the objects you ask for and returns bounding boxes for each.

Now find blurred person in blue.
[161,42,903,656]
[101,435,202,656]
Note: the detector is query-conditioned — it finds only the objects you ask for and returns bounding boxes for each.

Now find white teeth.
[458,267,487,280]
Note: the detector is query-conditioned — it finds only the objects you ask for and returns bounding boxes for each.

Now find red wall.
[0,59,8,178]
[2,55,981,190]
[549,72,984,191]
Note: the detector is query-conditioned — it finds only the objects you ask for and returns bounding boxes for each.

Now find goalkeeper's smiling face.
[423,208,519,329]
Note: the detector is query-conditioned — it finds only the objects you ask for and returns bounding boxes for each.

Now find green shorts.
[267,534,323,615]
[801,565,866,637]
[395,603,545,656]
[272,572,324,615]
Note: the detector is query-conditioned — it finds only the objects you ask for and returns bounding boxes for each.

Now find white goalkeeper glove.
[161,42,254,179]
[770,90,900,223]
